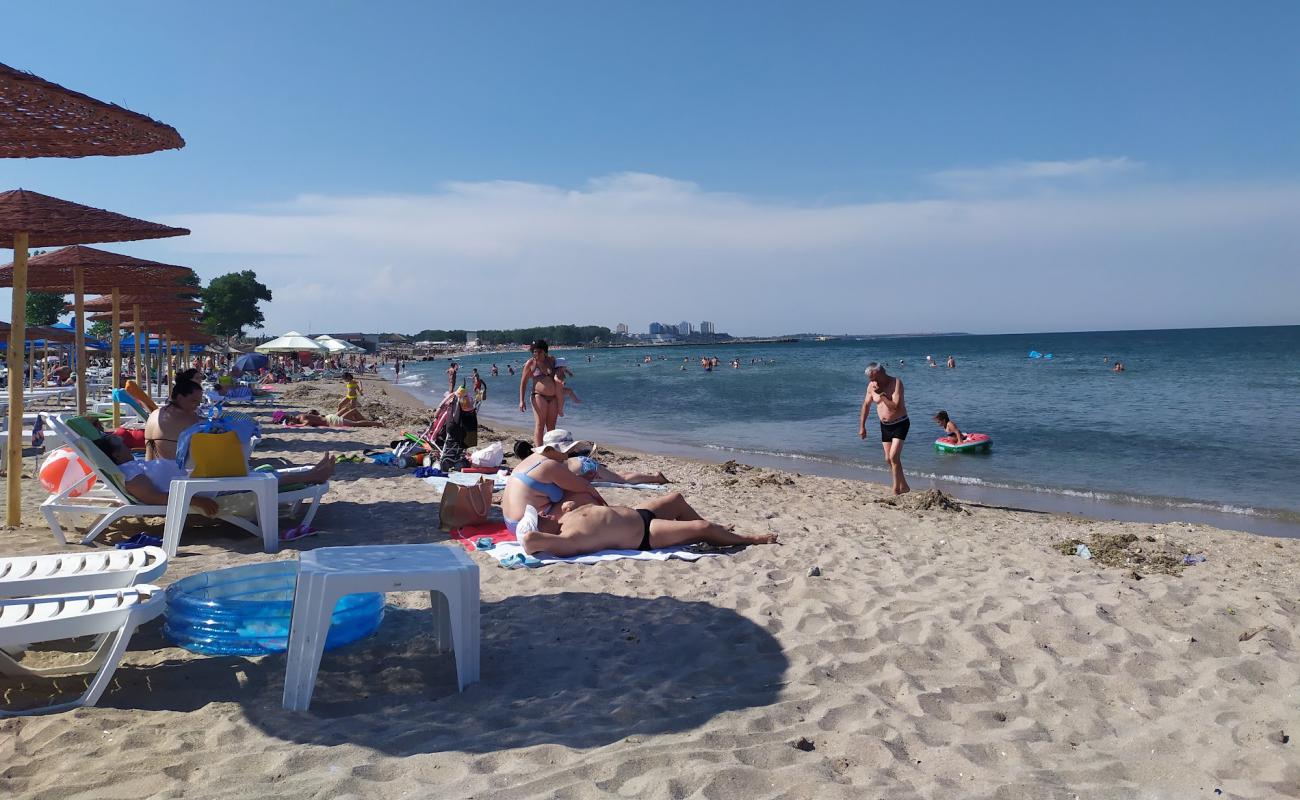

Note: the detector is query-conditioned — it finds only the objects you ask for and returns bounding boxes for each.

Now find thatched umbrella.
[0,189,187,525]
[92,306,203,390]
[0,63,184,158]
[1,246,196,413]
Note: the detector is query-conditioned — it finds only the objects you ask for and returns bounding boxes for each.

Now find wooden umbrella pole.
[111,288,121,428]
[6,232,29,526]
[132,304,141,383]
[183,341,190,371]
[73,265,87,413]
[143,326,151,398]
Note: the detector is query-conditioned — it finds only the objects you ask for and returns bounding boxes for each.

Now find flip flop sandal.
[116,533,163,550]
[281,524,319,542]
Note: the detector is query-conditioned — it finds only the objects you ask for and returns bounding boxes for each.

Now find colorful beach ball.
[39,447,97,497]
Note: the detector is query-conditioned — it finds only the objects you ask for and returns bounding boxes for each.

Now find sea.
[391,326,1300,538]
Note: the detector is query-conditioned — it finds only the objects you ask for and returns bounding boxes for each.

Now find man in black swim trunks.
[859,361,911,495]
[515,492,778,557]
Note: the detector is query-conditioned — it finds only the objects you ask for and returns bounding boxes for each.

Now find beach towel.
[423,470,510,494]
[490,541,724,568]
[591,481,666,491]
[449,521,514,553]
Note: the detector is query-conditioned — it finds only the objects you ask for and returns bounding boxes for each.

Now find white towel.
[492,541,721,567]
[423,471,509,495]
[591,481,665,491]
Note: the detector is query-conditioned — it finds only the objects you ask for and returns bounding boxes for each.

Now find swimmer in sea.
[947,355,956,369]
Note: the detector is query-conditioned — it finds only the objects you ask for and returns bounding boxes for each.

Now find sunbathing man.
[92,433,334,516]
[500,429,606,534]
[516,491,778,557]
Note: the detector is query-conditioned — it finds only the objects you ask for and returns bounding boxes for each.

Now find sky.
[2,1,1297,337]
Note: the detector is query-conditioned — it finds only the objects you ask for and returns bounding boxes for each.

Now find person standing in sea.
[446,361,458,393]
[859,361,910,495]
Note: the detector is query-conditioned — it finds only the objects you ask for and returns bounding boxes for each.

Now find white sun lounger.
[41,414,327,553]
[0,584,164,715]
[0,546,167,599]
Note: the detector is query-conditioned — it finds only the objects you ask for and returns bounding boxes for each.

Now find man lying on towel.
[515,491,778,557]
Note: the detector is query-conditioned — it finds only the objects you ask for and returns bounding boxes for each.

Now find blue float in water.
[164,561,384,656]
[1028,350,1042,359]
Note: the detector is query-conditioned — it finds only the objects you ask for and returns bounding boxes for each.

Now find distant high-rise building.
[678,321,693,336]
[699,321,715,335]
[649,322,664,335]
[615,323,629,335]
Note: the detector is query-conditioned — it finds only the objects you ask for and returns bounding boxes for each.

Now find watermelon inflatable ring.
[934,433,992,453]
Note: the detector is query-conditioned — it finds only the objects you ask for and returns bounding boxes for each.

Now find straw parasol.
[0,63,184,159]
[0,189,188,525]
[0,246,196,413]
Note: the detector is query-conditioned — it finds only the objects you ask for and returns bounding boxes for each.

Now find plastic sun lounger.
[0,585,164,716]
[0,546,167,599]
[41,415,327,553]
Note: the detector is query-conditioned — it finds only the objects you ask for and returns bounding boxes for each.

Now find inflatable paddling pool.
[934,433,992,453]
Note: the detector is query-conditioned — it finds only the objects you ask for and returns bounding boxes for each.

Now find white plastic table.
[163,473,279,557]
[282,544,480,711]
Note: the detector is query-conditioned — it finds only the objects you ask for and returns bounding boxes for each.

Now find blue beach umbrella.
[234,353,269,372]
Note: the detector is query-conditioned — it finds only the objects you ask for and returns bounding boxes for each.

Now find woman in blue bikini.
[500,429,606,534]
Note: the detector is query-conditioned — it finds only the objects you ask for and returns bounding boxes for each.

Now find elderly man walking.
[858,361,910,495]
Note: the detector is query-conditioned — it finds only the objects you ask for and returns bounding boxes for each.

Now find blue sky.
[3,1,1298,335]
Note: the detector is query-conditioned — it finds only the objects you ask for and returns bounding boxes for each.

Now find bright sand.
[2,378,1297,799]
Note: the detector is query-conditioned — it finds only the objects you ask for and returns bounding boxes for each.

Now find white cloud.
[145,168,1300,337]
[930,157,1142,193]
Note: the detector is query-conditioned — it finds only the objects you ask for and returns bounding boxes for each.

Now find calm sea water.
[394,326,1300,536]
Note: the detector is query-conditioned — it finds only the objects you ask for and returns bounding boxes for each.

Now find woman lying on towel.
[284,409,383,428]
[516,491,778,557]
[511,439,668,485]
[91,434,335,516]
[501,430,606,535]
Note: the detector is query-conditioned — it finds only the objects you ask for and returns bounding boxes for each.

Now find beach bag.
[438,477,493,531]
[176,420,250,478]
[468,441,504,469]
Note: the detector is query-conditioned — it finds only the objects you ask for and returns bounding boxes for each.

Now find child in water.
[552,357,581,417]
[932,410,966,443]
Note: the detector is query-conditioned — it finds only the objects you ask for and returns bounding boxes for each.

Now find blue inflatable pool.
[164,561,384,656]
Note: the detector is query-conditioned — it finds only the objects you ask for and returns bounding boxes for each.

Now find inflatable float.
[934,433,992,453]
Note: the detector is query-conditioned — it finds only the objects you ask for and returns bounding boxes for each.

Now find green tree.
[88,320,111,340]
[201,270,272,339]
[25,291,66,326]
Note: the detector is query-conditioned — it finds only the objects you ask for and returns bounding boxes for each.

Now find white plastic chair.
[282,544,480,711]
[40,414,327,553]
[0,546,167,598]
[0,585,164,716]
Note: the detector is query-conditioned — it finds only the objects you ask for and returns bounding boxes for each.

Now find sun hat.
[536,429,594,456]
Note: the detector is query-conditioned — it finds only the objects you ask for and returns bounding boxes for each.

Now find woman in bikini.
[519,339,561,446]
[144,369,205,460]
[500,429,606,535]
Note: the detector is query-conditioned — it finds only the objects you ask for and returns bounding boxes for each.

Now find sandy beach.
[2,377,1297,800]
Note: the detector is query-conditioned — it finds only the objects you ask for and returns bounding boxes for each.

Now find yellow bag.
[188,430,248,478]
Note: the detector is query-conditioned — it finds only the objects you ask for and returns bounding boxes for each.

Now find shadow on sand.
[77,591,786,755]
